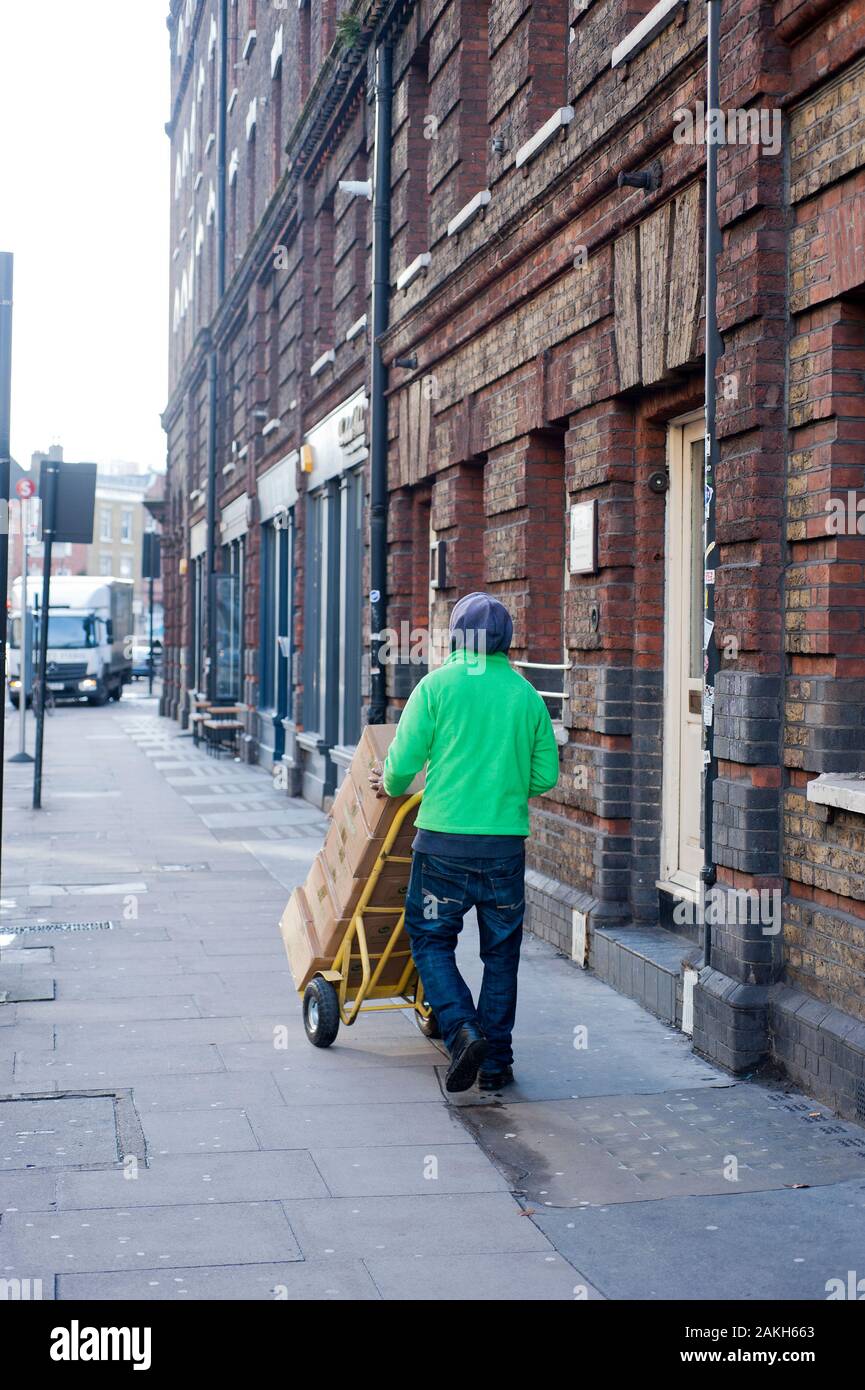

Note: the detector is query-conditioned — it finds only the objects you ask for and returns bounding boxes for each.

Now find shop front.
[292,389,367,807]
[256,451,298,772]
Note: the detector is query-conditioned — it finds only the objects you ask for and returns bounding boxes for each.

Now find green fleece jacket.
[382,649,560,835]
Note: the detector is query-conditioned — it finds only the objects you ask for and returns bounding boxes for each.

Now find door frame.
[660,410,705,900]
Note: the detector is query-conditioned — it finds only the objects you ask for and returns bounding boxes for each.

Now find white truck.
[8,575,134,707]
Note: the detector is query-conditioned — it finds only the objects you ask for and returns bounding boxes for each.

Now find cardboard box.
[277,723,424,992]
[349,724,424,842]
[320,819,366,921]
[304,854,348,959]
[342,913,413,991]
[279,887,330,991]
[329,776,386,881]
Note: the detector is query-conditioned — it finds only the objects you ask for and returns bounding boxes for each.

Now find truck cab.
[8,576,134,707]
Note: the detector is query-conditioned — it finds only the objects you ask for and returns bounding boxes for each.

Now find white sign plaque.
[569,500,597,575]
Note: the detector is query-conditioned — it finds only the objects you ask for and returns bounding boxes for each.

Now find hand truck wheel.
[415,1004,441,1040]
[303,977,340,1047]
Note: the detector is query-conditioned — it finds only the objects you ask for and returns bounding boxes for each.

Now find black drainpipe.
[206,0,229,700]
[367,41,393,725]
[701,0,723,965]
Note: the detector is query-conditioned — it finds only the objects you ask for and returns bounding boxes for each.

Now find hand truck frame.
[300,792,439,1047]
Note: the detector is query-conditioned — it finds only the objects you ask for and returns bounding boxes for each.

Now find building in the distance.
[160,0,865,1119]
[13,447,163,635]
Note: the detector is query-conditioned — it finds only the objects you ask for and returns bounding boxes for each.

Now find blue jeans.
[405,850,525,1068]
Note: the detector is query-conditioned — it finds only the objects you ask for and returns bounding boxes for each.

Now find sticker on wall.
[704,618,714,650]
[703,749,711,767]
[703,685,715,727]
[705,568,716,585]
[370,589,381,604]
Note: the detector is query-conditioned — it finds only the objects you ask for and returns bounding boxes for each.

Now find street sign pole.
[32,459,58,810]
[10,492,34,763]
[0,252,14,848]
[148,573,155,697]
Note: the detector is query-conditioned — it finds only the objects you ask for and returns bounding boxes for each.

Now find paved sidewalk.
[1,694,864,1301]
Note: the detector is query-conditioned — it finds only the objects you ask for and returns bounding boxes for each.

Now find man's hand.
[368,761,387,799]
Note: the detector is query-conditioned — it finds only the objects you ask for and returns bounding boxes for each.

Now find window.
[313,200,334,360]
[302,468,363,751]
[192,555,205,692]
[119,555,133,578]
[247,131,256,242]
[99,554,113,576]
[259,510,294,730]
[121,508,133,544]
[299,0,310,103]
[271,54,283,190]
[403,46,431,261]
[99,508,112,542]
[269,288,281,422]
[214,538,244,701]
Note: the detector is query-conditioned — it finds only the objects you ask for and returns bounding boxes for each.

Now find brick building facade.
[162,0,865,1119]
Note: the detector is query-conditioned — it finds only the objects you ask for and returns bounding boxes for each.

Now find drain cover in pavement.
[0,1096,119,1170]
[4,921,115,936]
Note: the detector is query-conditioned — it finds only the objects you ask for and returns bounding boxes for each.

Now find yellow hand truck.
[300,792,439,1047]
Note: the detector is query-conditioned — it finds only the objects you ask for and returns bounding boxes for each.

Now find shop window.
[192,555,205,693]
[302,467,364,750]
[259,510,294,723]
[214,538,244,701]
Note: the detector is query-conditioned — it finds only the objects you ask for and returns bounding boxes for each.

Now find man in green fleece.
[370,592,560,1093]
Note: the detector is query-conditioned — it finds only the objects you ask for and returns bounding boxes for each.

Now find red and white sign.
[15,478,36,500]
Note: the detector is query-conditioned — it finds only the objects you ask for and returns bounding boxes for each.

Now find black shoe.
[445,1023,489,1093]
[477,1065,515,1093]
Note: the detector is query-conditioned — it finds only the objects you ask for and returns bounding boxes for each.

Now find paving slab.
[58,1259,380,1301]
[247,1101,468,1151]
[56,1150,328,1209]
[142,1108,260,1156]
[454,1084,865,1207]
[15,997,201,1024]
[0,1200,302,1273]
[282,1191,553,1259]
[0,1095,118,1170]
[0,1170,59,1212]
[530,1179,865,1301]
[129,1071,284,1113]
[52,1017,250,1050]
[13,1043,226,1089]
[273,1064,443,1107]
[309,1141,509,1197]
[364,1250,602,1301]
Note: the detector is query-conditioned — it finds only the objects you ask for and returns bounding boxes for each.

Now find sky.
[0,1,169,473]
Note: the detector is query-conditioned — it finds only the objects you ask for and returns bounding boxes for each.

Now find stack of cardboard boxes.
[279,726,424,992]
